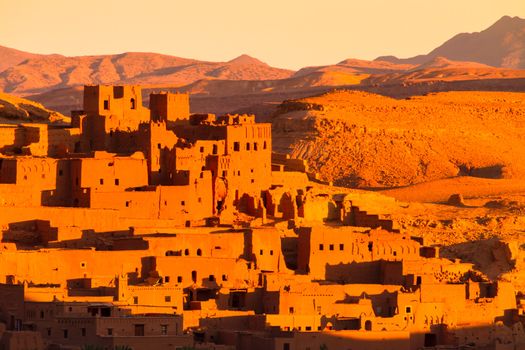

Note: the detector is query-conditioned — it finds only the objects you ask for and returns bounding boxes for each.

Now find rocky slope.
[0,92,69,124]
[272,90,525,188]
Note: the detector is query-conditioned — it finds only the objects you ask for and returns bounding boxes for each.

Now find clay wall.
[154,256,251,290]
[297,226,420,279]
[150,92,190,123]
[0,249,147,286]
[70,153,148,195]
[247,228,285,272]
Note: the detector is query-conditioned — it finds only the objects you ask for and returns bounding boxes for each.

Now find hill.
[364,56,525,85]
[0,92,70,124]
[0,49,293,95]
[272,90,525,188]
[377,16,525,68]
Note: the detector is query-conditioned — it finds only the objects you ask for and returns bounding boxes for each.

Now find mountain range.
[0,15,524,115]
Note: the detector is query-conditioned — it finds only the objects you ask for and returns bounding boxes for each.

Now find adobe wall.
[0,207,122,232]
[296,226,420,280]
[150,92,190,123]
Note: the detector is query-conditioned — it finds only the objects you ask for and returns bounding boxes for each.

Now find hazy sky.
[2,0,524,69]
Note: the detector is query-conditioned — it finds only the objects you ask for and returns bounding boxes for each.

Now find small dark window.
[289,307,294,314]
[270,250,274,255]
[63,329,68,339]
[365,320,372,331]
[107,328,113,336]
[134,324,145,337]
[233,142,240,151]
[115,179,119,186]
[181,201,185,206]
[103,100,109,110]
[209,275,215,282]
[184,249,189,256]
[164,276,170,283]
[222,274,228,281]
[368,242,373,252]
[165,296,171,302]
[222,170,227,177]
[339,244,344,250]
[199,146,204,153]
[406,306,412,314]
[99,178,104,185]
[260,249,263,255]
[212,144,218,154]
[196,249,202,256]
[133,296,138,305]
[125,201,130,207]
[254,143,258,151]
[130,98,136,109]
[246,143,251,150]
[177,276,183,283]
[329,244,334,251]
[319,244,324,251]
[58,170,63,176]
[263,141,267,149]
[192,270,197,283]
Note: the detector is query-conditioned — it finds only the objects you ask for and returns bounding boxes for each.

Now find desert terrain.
[1,13,525,350]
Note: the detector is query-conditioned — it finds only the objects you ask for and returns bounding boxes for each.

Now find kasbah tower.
[0,84,523,350]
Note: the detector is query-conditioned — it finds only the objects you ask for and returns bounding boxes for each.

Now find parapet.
[190,114,217,125]
[216,114,255,125]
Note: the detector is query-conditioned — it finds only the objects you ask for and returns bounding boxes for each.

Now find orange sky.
[1,0,524,69]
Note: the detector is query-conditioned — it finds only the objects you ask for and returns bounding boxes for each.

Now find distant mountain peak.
[374,15,525,69]
[227,54,267,66]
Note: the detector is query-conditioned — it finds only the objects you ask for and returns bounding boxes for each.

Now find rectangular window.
[63,329,68,339]
[134,324,145,336]
[115,179,119,186]
[165,296,171,302]
[339,244,344,250]
[103,100,109,110]
[233,142,240,151]
[177,276,182,283]
[133,296,138,305]
[107,328,113,336]
[161,325,168,335]
[319,244,324,251]
[99,178,104,185]
[329,244,334,251]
